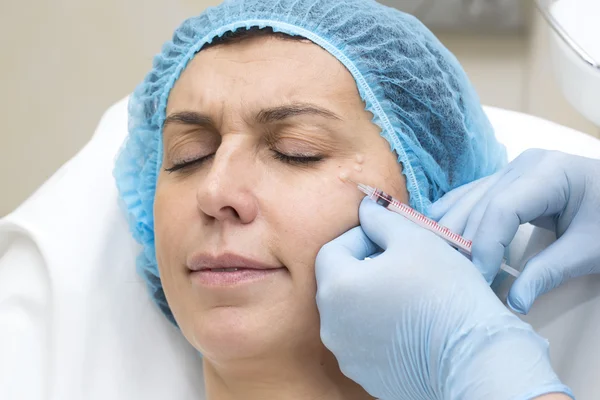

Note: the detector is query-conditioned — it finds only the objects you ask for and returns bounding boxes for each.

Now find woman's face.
[155,35,408,363]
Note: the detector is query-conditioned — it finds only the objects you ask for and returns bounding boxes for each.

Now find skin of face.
[155,34,408,398]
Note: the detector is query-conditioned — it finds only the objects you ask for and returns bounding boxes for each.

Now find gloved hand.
[316,197,572,400]
[428,149,600,314]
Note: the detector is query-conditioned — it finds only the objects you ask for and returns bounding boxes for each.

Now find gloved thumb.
[358,196,421,250]
[315,225,379,284]
[507,232,590,314]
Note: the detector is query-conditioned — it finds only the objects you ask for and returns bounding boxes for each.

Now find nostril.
[196,181,258,223]
[220,206,240,220]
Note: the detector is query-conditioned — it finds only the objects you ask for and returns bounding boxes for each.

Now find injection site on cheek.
[338,153,367,183]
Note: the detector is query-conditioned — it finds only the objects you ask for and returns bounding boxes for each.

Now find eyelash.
[272,151,324,165]
[164,154,214,173]
[164,151,323,173]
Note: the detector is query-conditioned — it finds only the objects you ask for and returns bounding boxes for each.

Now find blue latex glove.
[428,149,600,314]
[315,197,572,400]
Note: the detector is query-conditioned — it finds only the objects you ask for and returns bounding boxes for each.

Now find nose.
[196,141,259,224]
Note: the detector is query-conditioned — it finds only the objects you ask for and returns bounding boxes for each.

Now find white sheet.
[1,97,599,399]
[0,97,205,400]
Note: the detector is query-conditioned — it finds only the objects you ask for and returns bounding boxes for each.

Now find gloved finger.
[507,231,593,314]
[368,251,384,259]
[315,225,379,283]
[427,176,489,220]
[461,167,522,241]
[461,148,550,241]
[470,176,567,283]
[358,196,420,250]
[436,173,502,234]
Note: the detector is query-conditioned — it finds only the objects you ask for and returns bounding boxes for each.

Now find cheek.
[153,181,195,272]
[348,142,409,203]
[369,158,409,203]
[266,171,364,272]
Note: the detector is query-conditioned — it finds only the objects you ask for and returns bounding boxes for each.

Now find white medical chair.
[1,97,600,400]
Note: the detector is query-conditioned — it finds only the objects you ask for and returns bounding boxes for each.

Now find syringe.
[354,181,520,278]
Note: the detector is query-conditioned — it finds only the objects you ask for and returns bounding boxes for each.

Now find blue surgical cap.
[114,0,507,323]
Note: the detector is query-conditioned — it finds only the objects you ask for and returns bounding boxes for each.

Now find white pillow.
[1,98,599,399]
[0,96,205,400]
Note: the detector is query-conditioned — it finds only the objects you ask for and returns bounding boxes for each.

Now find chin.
[191,304,287,361]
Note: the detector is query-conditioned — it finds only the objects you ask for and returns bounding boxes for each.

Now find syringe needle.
[338,172,358,185]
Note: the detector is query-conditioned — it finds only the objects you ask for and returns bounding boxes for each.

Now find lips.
[187,253,285,287]
[187,253,283,272]
[209,267,245,272]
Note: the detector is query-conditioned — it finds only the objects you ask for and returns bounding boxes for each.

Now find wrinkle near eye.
[165,130,221,163]
[263,123,345,154]
[273,137,336,156]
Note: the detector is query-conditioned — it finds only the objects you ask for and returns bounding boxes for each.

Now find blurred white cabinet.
[379,0,527,32]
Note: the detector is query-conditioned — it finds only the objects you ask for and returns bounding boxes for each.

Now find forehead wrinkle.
[168,43,365,147]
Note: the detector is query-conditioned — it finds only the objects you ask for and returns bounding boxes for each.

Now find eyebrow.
[255,103,342,124]
[163,102,342,130]
[163,111,215,130]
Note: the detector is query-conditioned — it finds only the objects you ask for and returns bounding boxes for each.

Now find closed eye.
[164,151,323,173]
[164,153,215,173]
[272,151,324,165]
